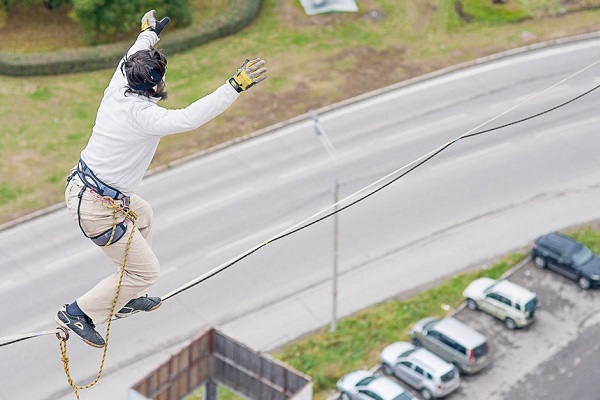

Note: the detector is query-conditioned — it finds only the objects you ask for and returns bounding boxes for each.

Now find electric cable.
[160,57,600,300]
[1,60,600,348]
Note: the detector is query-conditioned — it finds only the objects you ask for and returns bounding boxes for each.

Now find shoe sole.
[54,314,105,349]
[114,300,162,319]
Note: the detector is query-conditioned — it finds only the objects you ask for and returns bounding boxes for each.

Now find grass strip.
[275,252,525,399]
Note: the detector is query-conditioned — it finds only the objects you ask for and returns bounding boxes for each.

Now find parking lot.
[333,239,600,400]
[443,256,600,400]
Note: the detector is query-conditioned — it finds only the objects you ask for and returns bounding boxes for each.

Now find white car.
[380,342,460,399]
[337,370,414,400]
[462,277,539,329]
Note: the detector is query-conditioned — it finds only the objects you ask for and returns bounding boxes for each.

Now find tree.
[44,0,192,44]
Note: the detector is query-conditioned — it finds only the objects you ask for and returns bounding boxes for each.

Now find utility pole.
[309,110,340,332]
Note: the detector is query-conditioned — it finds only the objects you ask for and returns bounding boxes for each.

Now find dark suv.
[531,232,600,289]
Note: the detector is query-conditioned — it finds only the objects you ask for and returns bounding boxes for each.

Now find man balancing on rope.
[56,10,267,348]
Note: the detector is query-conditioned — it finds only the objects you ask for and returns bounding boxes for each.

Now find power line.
[2,62,600,349]
[160,79,600,302]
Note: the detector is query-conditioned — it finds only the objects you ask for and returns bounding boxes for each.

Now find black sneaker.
[55,305,105,348]
[116,295,162,319]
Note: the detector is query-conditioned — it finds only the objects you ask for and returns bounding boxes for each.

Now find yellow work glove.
[141,10,170,36]
[228,58,268,93]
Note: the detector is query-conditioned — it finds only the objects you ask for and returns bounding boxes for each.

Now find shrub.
[0,0,261,76]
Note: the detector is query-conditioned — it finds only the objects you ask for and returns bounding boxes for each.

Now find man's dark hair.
[121,47,168,100]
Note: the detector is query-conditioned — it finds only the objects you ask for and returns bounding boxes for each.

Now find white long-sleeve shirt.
[80,30,240,196]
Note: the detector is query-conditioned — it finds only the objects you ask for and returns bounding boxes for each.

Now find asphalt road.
[1,36,600,399]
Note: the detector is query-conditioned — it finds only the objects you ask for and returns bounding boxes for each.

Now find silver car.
[337,370,415,400]
[380,342,460,399]
[409,317,492,375]
[462,277,539,329]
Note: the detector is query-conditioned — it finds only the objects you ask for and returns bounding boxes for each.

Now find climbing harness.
[69,159,132,247]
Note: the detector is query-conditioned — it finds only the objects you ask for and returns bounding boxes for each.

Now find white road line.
[0,279,15,294]
[206,220,294,257]
[160,266,178,277]
[43,247,97,271]
[534,117,599,138]
[429,142,510,171]
[278,158,329,180]
[277,147,361,180]
[490,84,570,109]
[385,114,468,142]
[166,187,254,223]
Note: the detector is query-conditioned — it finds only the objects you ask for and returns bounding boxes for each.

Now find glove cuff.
[150,17,170,36]
[228,78,243,93]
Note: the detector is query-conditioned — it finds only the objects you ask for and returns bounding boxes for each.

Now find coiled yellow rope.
[57,196,138,400]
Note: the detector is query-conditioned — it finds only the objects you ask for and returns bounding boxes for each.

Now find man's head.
[121,47,168,100]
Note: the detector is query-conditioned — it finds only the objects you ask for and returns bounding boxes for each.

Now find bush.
[0,0,261,76]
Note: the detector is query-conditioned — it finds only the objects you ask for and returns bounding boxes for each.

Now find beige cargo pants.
[65,178,160,324]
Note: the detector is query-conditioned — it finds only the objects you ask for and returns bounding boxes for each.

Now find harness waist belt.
[76,159,126,200]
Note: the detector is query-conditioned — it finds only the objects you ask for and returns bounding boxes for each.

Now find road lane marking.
[206,220,294,257]
[277,147,361,180]
[160,266,178,277]
[166,187,254,223]
[429,142,510,171]
[534,117,599,138]
[490,84,570,110]
[385,114,468,142]
[0,279,15,294]
[43,247,97,271]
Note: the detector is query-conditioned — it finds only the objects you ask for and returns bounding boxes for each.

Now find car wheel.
[381,363,393,376]
[533,255,546,269]
[340,392,351,400]
[420,388,434,399]
[466,298,478,310]
[504,317,516,330]
[578,276,591,290]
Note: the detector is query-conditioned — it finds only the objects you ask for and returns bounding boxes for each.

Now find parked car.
[337,370,414,400]
[380,341,460,399]
[409,317,491,375]
[531,232,600,289]
[462,277,539,329]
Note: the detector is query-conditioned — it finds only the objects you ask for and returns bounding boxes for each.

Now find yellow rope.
[57,196,138,400]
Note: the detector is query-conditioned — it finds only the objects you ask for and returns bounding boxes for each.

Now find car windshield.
[441,368,456,382]
[571,246,594,266]
[356,376,376,386]
[400,348,417,357]
[393,393,413,400]
[524,298,538,313]
[472,342,489,359]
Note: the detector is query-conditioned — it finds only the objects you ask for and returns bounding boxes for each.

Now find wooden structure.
[129,328,312,400]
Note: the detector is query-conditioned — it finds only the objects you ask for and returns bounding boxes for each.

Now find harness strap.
[70,160,132,247]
